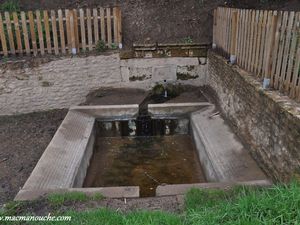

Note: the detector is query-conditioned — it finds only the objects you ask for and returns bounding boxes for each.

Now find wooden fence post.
[230,10,238,64]
[0,13,8,56]
[263,11,278,89]
[212,9,217,49]
[69,10,76,54]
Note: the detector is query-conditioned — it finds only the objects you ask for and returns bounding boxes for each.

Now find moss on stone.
[177,72,199,80]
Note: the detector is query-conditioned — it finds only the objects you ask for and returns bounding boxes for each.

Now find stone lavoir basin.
[15,103,271,200]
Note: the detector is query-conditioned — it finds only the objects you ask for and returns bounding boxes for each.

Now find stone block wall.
[0,53,207,115]
[0,54,122,115]
[207,50,300,182]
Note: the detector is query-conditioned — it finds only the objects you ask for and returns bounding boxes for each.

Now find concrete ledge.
[22,110,95,190]
[156,180,272,196]
[148,102,212,118]
[15,186,140,201]
[16,104,141,201]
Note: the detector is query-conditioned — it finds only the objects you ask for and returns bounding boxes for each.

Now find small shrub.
[111,43,118,50]
[96,40,107,52]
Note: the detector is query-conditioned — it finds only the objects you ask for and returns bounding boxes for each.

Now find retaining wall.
[0,53,207,115]
[207,50,300,182]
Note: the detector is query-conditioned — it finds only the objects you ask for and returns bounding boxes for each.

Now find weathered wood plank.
[58,9,66,54]
[51,10,59,55]
[0,13,8,56]
[270,11,283,86]
[43,10,52,54]
[69,10,76,53]
[274,11,289,89]
[35,10,45,55]
[79,9,86,51]
[28,11,37,56]
[5,12,15,55]
[285,12,299,93]
[65,9,72,53]
[257,11,268,77]
[230,10,238,58]
[279,11,295,91]
[100,7,106,42]
[93,8,99,43]
[263,11,278,81]
[254,10,263,73]
[73,9,80,52]
[13,12,23,55]
[106,7,112,46]
[86,8,93,50]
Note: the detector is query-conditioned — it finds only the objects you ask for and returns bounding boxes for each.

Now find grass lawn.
[1,182,300,225]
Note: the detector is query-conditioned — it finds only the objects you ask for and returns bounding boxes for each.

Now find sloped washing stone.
[190,105,268,182]
[15,105,140,201]
[148,102,212,118]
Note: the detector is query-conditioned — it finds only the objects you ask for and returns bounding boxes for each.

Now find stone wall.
[207,50,300,182]
[0,53,207,115]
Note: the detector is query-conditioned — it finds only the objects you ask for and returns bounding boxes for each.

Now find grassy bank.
[1,182,300,225]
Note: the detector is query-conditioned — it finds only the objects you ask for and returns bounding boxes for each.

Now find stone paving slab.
[15,187,140,201]
[156,180,272,196]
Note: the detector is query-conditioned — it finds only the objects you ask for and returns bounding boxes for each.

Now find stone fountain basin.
[15,103,270,201]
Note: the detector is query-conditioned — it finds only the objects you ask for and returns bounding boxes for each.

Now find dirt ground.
[8,195,184,216]
[1,0,298,48]
[0,109,67,206]
[0,87,206,206]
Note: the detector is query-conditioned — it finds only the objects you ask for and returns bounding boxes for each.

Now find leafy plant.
[183,36,193,44]
[96,40,107,52]
[111,43,118,50]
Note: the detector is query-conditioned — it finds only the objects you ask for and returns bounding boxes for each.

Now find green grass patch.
[185,182,300,225]
[2,182,300,225]
[47,192,103,207]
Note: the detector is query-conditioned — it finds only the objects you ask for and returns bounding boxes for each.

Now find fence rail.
[213,7,300,101]
[0,7,122,57]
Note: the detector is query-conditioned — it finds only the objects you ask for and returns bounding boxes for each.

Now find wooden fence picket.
[213,7,300,102]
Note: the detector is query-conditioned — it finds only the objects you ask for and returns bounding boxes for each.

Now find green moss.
[177,72,199,80]
[129,75,147,81]
[41,81,52,87]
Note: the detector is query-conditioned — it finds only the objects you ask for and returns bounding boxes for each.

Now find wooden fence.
[213,7,300,101]
[0,7,122,57]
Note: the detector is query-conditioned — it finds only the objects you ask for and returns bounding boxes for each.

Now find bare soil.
[9,195,185,216]
[0,109,67,206]
[1,0,298,48]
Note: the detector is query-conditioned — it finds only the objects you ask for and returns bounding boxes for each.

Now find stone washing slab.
[148,102,212,118]
[70,105,139,119]
[190,105,268,182]
[15,105,139,201]
[156,180,272,196]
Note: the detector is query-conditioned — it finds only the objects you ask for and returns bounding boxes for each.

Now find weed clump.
[96,40,107,52]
